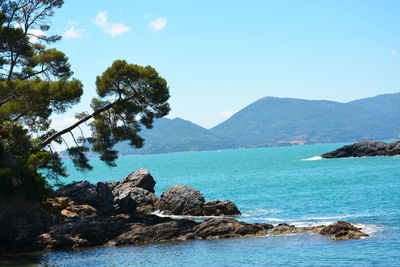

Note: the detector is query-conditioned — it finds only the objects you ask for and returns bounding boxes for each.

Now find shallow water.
[4,143,400,266]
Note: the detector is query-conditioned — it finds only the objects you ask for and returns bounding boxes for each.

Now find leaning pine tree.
[0,0,170,200]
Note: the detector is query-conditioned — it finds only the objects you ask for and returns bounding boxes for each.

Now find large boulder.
[112,169,159,214]
[115,168,156,193]
[157,185,241,216]
[158,185,205,215]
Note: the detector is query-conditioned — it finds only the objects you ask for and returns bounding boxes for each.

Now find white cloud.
[95,11,129,36]
[391,50,398,56]
[220,111,236,119]
[149,17,167,31]
[27,29,46,42]
[64,25,87,39]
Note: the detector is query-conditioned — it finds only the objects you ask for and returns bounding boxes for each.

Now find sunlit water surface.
[3,143,400,266]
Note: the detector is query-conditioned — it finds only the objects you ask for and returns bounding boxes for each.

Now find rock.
[113,189,138,214]
[157,186,241,216]
[192,218,273,239]
[61,204,98,218]
[157,185,205,215]
[113,182,159,214]
[320,221,369,241]
[127,187,159,213]
[115,168,156,193]
[203,200,241,216]
[0,193,53,253]
[322,141,400,158]
[57,181,115,215]
[42,197,72,215]
[273,223,298,234]
[38,216,129,249]
[107,219,197,246]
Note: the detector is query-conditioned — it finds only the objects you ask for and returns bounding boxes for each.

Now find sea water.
[6,143,400,266]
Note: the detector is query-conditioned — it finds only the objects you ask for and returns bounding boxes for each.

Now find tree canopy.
[0,0,170,199]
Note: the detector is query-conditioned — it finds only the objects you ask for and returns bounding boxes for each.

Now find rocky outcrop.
[0,169,369,254]
[320,220,368,241]
[56,169,159,215]
[56,181,115,215]
[157,185,241,216]
[191,218,273,239]
[0,193,52,253]
[322,141,400,158]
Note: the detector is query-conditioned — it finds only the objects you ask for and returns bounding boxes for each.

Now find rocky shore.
[0,169,368,254]
[322,141,400,158]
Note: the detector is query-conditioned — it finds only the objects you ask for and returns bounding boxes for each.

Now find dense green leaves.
[0,1,170,199]
[88,60,170,166]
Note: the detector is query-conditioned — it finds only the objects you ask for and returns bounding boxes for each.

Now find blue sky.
[48,0,400,130]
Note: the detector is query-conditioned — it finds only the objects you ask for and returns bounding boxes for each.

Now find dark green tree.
[0,0,170,199]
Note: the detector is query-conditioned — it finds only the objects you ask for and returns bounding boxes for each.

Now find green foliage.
[0,0,79,199]
[0,1,170,199]
[87,60,170,166]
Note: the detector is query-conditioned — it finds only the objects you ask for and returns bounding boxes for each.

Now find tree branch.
[41,100,117,147]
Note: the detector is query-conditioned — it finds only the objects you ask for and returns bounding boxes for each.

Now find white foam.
[302,156,323,161]
[353,223,382,235]
[241,209,282,217]
[302,214,376,220]
[151,210,236,222]
[290,221,335,227]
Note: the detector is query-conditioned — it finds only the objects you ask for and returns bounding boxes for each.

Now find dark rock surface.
[203,200,241,216]
[157,185,241,216]
[0,169,369,254]
[116,168,156,193]
[322,141,400,158]
[157,185,206,215]
[320,220,368,241]
[0,193,52,253]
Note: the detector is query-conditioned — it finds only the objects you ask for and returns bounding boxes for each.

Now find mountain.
[61,92,400,156]
[210,93,400,146]
[113,118,237,155]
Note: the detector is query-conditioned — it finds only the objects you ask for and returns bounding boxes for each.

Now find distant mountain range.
[62,92,400,156]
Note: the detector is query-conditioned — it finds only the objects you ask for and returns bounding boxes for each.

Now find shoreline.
[0,169,369,254]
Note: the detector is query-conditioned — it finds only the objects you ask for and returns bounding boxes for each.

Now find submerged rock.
[322,141,400,158]
[320,220,369,241]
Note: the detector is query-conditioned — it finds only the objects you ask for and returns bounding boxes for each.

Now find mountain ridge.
[62,92,400,156]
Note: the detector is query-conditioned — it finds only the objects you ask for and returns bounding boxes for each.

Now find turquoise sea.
[9,143,400,266]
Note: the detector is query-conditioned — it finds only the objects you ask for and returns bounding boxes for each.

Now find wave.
[302,156,323,161]
[241,209,282,217]
[151,210,237,222]
[152,210,382,236]
[301,214,377,220]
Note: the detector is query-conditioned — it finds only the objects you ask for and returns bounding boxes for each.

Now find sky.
[47,0,400,131]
